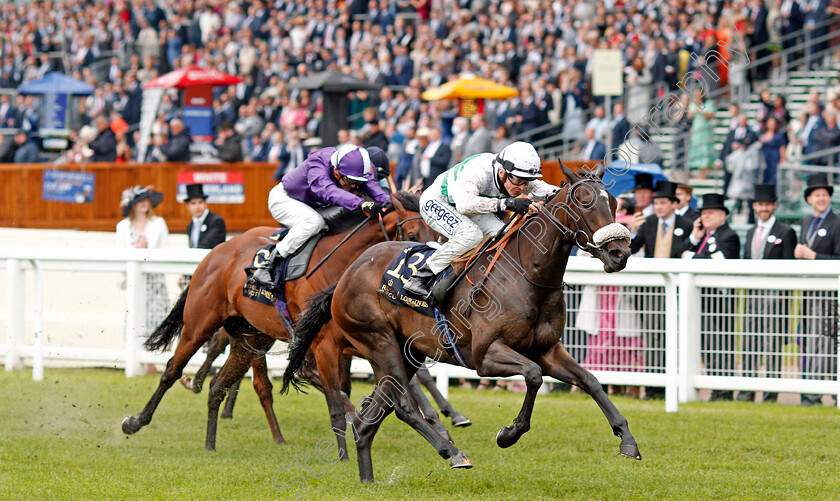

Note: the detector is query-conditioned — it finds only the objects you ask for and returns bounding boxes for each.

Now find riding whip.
[305,214,373,278]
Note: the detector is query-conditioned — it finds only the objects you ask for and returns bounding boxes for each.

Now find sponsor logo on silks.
[423,199,461,235]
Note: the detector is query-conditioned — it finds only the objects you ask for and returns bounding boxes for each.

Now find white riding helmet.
[494,141,542,179]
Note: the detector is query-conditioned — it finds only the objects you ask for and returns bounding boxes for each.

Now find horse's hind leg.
[206,334,275,451]
[246,353,285,444]
[538,343,641,460]
[415,366,471,427]
[355,341,469,482]
[220,377,241,419]
[474,341,544,449]
[123,314,223,435]
[407,376,453,443]
[181,328,230,393]
[312,333,354,461]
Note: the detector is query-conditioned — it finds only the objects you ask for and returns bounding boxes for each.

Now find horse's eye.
[408,233,417,241]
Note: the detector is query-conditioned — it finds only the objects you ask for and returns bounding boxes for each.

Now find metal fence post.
[663,273,679,412]
[836,275,840,410]
[435,363,449,401]
[32,261,43,382]
[124,260,144,377]
[5,258,24,371]
[678,272,700,402]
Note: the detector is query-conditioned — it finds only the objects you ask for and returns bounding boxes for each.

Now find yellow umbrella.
[421,75,519,101]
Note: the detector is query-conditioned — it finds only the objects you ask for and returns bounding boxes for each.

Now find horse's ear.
[390,193,407,215]
[594,161,606,179]
[409,179,423,194]
[559,161,578,183]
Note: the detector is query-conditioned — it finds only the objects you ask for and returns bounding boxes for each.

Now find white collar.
[192,208,209,224]
[757,215,776,232]
[658,213,676,228]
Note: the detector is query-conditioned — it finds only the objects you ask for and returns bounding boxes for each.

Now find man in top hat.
[628,173,655,235]
[795,174,840,406]
[629,180,694,399]
[740,184,797,402]
[630,180,694,258]
[684,192,741,400]
[185,183,227,250]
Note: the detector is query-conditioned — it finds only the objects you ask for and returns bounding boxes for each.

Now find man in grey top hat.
[740,184,796,403]
[795,174,840,406]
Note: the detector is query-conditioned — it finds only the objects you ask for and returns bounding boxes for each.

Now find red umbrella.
[143,65,243,89]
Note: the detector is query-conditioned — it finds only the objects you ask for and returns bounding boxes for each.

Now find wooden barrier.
[0,160,598,232]
[0,162,279,232]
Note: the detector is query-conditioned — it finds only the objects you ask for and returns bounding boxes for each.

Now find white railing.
[1,247,839,412]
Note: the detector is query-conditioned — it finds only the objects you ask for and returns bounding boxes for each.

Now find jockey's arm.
[525,179,560,198]
[307,165,365,210]
[363,177,392,204]
[451,170,505,214]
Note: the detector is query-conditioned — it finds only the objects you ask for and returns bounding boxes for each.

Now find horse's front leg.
[538,342,641,460]
[474,341,543,449]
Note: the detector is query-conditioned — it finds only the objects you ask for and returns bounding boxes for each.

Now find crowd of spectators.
[0,0,839,197]
[0,0,831,165]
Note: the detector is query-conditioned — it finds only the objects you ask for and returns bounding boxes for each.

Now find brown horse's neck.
[504,191,580,289]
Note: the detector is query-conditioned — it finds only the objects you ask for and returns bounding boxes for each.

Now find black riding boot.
[252,248,278,288]
[404,265,435,297]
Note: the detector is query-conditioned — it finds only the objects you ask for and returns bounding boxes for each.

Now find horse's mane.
[393,191,421,212]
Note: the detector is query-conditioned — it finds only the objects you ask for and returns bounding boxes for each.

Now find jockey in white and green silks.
[405,141,560,297]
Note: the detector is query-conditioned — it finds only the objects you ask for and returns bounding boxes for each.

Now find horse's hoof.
[449,451,473,469]
[180,376,200,393]
[495,425,520,449]
[121,416,140,435]
[451,413,472,427]
[619,443,642,460]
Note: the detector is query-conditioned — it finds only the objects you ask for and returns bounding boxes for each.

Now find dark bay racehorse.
[283,163,641,482]
[122,192,460,453]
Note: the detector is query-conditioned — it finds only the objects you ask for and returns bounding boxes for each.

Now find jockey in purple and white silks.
[404,141,560,297]
[253,143,391,286]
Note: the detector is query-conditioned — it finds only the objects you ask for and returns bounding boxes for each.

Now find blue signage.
[42,94,68,130]
[183,106,213,137]
[42,170,95,203]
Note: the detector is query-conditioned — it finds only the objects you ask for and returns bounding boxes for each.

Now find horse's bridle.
[395,214,424,242]
[511,174,617,288]
[541,173,609,251]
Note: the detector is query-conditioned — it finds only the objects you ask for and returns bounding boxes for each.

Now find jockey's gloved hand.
[360,201,386,216]
[504,197,532,215]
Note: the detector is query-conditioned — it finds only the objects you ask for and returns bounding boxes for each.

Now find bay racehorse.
[282,163,641,482]
[122,192,463,454]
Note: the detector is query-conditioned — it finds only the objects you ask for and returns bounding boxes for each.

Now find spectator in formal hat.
[628,172,655,234]
[184,184,227,250]
[630,180,695,259]
[795,174,840,406]
[684,192,741,401]
[116,185,169,374]
[740,183,797,403]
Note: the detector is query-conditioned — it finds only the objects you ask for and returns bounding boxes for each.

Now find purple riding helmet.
[330,144,373,182]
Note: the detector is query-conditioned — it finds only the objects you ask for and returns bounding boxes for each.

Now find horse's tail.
[281,283,337,394]
[144,285,189,352]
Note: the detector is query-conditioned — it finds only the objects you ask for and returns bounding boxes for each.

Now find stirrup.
[405,269,435,297]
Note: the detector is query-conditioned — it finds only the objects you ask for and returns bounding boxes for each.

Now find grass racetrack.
[1,368,839,500]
